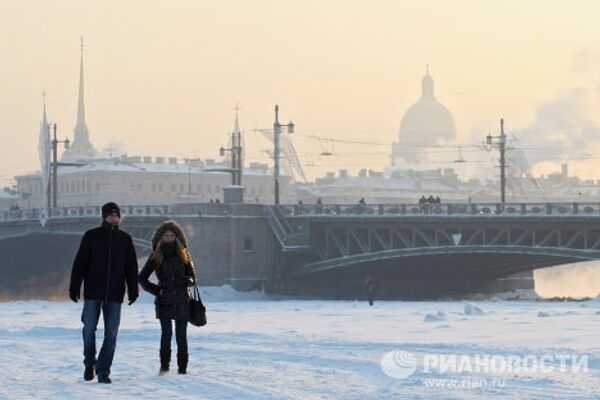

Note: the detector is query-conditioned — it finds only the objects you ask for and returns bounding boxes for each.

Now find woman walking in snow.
[139,220,196,374]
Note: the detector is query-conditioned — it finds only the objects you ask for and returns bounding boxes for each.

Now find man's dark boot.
[177,353,188,374]
[160,349,171,373]
[84,365,95,381]
[97,373,112,384]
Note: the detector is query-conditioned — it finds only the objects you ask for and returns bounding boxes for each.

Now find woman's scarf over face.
[161,241,177,258]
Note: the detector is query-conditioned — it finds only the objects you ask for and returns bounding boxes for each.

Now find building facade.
[14,38,296,209]
[15,158,295,208]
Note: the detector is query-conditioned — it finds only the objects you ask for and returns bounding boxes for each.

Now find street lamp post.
[51,123,70,208]
[184,157,201,203]
[272,105,294,205]
[46,162,51,209]
[484,118,507,206]
[21,192,31,210]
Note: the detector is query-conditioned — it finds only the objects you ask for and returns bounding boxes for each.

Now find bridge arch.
[296,245,600,279]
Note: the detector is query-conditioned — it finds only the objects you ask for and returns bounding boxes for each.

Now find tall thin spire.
[38,91,51,202]
[62,36,96,161]
[42,89,48,125]
[76,36,86,128]
[233,103,240,133]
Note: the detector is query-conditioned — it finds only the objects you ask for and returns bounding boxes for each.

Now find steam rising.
[535,262,600,298]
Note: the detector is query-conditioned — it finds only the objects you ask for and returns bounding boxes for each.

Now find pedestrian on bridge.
[69,202,139,384]
[138,220,196,375]
[419,196,427,214]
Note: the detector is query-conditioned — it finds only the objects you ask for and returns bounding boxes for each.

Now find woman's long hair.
[153,235,191,267]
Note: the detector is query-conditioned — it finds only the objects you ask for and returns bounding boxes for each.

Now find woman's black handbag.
[189,284,207,327]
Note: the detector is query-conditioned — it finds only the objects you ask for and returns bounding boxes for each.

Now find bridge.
[265,202,600,297]
[0,205,175,252]
[2,202,600,298]
[0,205,178,300]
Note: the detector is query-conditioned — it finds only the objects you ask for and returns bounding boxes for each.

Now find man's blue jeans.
[81,300,122,375]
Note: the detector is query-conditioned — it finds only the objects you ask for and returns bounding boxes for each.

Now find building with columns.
[15,157,292,208]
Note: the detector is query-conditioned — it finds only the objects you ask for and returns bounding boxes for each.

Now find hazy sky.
[3,0,600,185]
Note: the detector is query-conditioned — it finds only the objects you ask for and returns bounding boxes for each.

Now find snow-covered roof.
[0,191,17,199]
[313,175,457,192]
[17,159,272,177]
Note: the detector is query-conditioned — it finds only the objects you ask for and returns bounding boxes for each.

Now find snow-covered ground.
[0,288,599,399]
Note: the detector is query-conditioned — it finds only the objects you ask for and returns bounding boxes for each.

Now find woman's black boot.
[177,353,188,374]
[160,349,171,373]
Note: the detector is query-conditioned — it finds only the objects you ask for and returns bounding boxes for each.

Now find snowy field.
[0,288,599,400]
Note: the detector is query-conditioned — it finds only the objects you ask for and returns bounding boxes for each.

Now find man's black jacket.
[69,222,139,303]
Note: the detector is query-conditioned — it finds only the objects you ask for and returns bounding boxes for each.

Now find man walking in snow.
[69,202,139,384]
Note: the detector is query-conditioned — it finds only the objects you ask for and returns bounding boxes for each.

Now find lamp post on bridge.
[50,123,71,208]
[183,157,202,204]
[20,191,31,210]
[272,105,294,205]
[484,118,508,206]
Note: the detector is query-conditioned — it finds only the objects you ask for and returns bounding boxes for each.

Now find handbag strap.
[184,247,200,300]
[186,249,198,284]
[192,283,201,300]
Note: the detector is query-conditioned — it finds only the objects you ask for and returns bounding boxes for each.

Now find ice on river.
[0,287,599,399]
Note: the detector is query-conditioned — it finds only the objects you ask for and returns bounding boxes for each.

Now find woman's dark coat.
[138,220,196,320]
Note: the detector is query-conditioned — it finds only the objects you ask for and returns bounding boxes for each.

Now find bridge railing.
[0,205,174,222]
[279,202,600,217]
[5,202,600,222]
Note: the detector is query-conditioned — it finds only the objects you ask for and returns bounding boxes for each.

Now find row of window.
[143,183,268,195]
[27,180,99,195]
[25,180,273,197]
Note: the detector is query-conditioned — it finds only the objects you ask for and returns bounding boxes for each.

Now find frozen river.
[0,290,599,399]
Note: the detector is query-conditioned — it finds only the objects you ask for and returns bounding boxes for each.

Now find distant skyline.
[3,0,600,185]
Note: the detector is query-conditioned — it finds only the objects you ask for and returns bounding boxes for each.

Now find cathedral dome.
[392,68,456,165]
